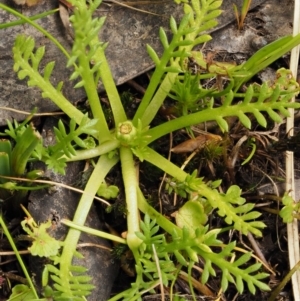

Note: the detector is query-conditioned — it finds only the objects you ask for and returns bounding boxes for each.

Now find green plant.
[0,214,39,300]
[233,0,252,30]
[0,117,49,210]
[1,0,300,300]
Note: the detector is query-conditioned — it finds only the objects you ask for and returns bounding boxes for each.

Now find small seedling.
[233,0,252,30]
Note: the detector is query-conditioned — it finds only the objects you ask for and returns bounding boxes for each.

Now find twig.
[0,106,65,116]
[126,79,146,95]
[152,244,165,301]
[103,0,165,16]
[0,175,111,206]
[247,232,269,268]
[268,259,300,301]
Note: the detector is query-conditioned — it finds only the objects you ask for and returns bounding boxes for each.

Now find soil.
[0,1,299,301]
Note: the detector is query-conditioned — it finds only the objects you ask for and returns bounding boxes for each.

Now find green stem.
[66,139,120,161]
[14,52,85,125]
[94,45,127,125]
[268,259,300,301]
[146,107,225,142]
[77,52,111,141]
[144,147,186,181]
[146,100,296,143]
[59,154,118,294]
[0,8,58,29]
[133,67,177,127]
[0,4,70,60]
[132,16,193,125]
[61,219,126,244]
[137,187,181,236]
[0,215,39,299]
[133,7,216,126]
[139,73,178,127]
[119,146,142,251]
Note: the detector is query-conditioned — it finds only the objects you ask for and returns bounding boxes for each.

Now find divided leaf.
[21,218,61,257]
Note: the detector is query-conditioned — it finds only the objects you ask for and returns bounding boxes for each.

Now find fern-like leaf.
[139,215,269,295]
[43,115,98,174]
[12,35,85,125]
[45,262,95,300]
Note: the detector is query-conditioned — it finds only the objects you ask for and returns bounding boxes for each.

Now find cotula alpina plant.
[1,0,300,300]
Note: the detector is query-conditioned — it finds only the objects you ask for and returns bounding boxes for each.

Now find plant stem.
[77,52,111,141]
[137,187,182,236]
[119,146,142,251]
[66,139,120,161]
[268,259,300,301]
[139,73,178,127]
[59,154,118,294]
[0,215,39,299]
[0,8,59,29]
[13,48,85,125]
[61,219,126,244]
[94,44,127,125]
[146,107,225,142]
[144,147,186,181]
[0,4,70,59]
[146,100,296,142]
[133,68,176,127]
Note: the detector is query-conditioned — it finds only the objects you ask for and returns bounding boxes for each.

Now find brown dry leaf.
[171,133,222,154]
[59,2,74,38]
[59,0,73,9]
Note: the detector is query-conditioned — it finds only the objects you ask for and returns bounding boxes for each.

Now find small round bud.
[116,121,137,145]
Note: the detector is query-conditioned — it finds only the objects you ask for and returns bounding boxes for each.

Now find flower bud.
[116,121,137,145]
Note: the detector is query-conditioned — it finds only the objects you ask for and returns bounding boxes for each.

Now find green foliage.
[43,264,94,300]
[0,114,97,176]
[280,193,300,223]
[131,215,269,298]
[120,215,177,300]
[168,73,214,116]
[146,68,300,141]
[134,0,222,126]
[40,115,98,174]
[116,120,150,161]
[2,0,300,299]
[165,170,264,236]
[19,216,95,300]
[12,34,85,125]
[7,284,37,301]
[97,182,119,199]
[0,121,41,177]
[67,0,106,86]
[0,121,46,205]
[173,200,208,230]
[21,217,61,257]
[166,170,204,198]
[13,34,62,95]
